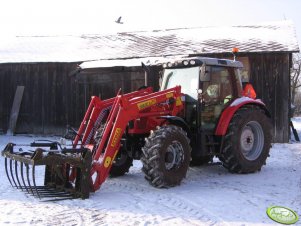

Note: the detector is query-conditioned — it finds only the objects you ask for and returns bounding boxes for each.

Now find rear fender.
[215,97,270,136]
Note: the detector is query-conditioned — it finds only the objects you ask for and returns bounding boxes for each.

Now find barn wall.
[0,63,80,134]
[0,63,146,135]
[248,53,290,143]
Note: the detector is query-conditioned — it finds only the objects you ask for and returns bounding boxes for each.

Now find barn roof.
[0,20,299,64]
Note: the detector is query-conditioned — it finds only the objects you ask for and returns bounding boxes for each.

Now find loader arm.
[76,86,184,191]
[73,87,154,147]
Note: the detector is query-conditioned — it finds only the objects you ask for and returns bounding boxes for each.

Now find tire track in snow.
[101,177,226,225]
[38,202,112,226]
[0,198,102,226]
[41,207,84,226]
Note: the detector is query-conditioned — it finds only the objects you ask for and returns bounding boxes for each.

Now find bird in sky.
[115,16,123,24]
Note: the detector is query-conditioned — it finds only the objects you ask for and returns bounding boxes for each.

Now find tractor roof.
[79,56,243,72]
[154,57,243,69]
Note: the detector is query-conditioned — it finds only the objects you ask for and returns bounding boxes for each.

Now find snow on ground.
[0,119,301,226]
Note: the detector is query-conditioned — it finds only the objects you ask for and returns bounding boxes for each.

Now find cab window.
[202,66,233,104]
[200,66,234,130]
[161,67,199,100]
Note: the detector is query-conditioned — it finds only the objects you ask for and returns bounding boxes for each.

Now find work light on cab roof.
[232,47,239,61]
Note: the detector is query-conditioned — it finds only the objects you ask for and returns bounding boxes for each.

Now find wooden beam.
[6,86,25,135]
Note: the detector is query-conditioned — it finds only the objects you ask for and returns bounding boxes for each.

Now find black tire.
[110,147,133,177]
[190,155,213,166]
[218,107,272,173]
[94,124,133,177]
[141,125,191,188]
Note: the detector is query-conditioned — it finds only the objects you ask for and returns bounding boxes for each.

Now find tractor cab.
[160,57,245,162]
[160,57,243,130]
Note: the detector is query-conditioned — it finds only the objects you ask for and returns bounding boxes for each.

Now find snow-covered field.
[0,119,301,226]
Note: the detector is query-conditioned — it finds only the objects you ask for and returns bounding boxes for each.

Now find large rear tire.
[141,125,191,188]
[219,107,272,173]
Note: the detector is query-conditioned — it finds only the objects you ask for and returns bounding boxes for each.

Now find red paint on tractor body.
[73,86,184,191]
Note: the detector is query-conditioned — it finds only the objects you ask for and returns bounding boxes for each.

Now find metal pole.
[144,71,148,86]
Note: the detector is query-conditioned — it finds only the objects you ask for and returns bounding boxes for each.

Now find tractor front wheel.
[94,124,133,177]
[141,125,191,188]
[110,147,133,177]
[219,107,272,173]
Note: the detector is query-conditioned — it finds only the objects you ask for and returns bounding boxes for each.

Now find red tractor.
[2,57,272,200]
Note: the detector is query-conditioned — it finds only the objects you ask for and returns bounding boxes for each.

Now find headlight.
[182,60,189,66]
[189,60,196,65]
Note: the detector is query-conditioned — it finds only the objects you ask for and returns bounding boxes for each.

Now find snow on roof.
[79,57,171,69]
[79,56,244,69]
[0,20,299,64]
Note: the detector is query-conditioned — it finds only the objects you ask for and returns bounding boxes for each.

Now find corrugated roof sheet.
[0,20,299,64]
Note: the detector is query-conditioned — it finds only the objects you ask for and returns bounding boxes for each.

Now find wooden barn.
[0,21,299,142]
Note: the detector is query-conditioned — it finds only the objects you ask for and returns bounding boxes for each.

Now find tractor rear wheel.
[219,107,272,173]
[141,125,191,188]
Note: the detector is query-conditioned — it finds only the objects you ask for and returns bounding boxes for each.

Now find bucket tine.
[4,158,13,187]
[14,161,23,191]
[32,165,41,199]
[20,162,30,194]
[9,159,18,188]
[26,164,35,196]
[2,143,92,200]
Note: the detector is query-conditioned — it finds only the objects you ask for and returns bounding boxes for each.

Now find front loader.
[2,56,272,200]
[2,86,184,199]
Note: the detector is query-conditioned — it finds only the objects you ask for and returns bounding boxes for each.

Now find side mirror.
[200,65,210,82]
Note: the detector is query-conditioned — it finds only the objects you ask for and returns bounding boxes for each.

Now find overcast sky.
[1,0,300,47]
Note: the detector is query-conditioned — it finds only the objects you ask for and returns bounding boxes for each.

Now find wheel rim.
[165,141,184,170]
[240,121,264,161]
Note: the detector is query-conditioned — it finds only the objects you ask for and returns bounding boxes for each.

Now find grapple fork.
[1,142,92,201]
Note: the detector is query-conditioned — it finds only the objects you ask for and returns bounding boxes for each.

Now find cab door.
[199,66,236,131]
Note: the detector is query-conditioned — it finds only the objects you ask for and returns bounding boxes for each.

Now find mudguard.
[215,97,270,136]
[159,116,191,138]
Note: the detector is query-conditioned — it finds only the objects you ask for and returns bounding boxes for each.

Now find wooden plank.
[6,86,25,135]
[290,120,300,141]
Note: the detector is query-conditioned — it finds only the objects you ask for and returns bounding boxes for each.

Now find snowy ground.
[0,119,301,226]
